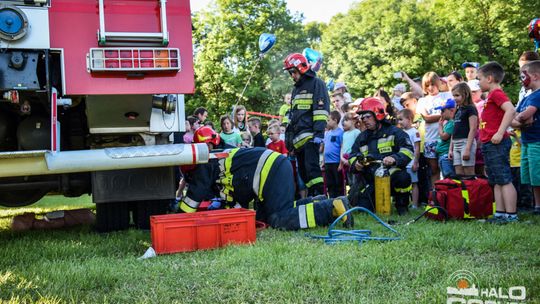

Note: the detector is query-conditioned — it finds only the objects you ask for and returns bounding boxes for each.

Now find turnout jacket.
[287,70,330,150]
[179,147,286,213]
[348,122,414,171]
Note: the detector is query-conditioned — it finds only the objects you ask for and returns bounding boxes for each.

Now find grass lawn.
[0,196,539,303]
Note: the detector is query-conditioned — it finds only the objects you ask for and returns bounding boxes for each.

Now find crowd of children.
[179,53,540,221]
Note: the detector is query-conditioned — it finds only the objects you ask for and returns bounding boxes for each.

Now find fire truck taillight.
[86,48,180,73]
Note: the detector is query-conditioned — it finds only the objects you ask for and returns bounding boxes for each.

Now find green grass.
[0,197,539,303]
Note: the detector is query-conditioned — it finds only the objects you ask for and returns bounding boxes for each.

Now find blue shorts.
[438,154,455,178]
[521,142,540,186]
[481,138,512,185]
[406,168,418,183]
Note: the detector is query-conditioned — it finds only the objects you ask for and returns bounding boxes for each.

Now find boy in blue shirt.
[512,60,540,215]
[322,111,344,198]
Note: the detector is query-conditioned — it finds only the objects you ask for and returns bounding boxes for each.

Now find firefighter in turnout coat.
[283,53,330,196]
[348,98,414,215]
[178,127,352,230]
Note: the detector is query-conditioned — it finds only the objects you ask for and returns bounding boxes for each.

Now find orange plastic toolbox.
[150,208,257,254]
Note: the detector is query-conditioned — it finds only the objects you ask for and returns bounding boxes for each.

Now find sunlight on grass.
[0,195,93,219]
[0,200,539,303]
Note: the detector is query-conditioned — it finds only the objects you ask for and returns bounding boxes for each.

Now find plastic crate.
[150,208,256,254]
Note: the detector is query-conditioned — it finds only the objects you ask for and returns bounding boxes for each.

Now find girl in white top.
[416,72,452,185]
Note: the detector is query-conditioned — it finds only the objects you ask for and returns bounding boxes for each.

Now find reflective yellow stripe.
[399,148,414,160]
[293,201,297,208]
[389,167,400,175]
[180,198,198,213]
[293,133,313,149]
[313,115,327,121]
[293,99,313,106]
[395,185,412,193]
[426,205,438,215]
[377,141,393,148]
[218,148,239,203]
[259,152,280,200]
[360,145,368,156]
[349,156,358,166]
[306,203,316,228]
[225,148,239,173]
[462,188,471,218]
[306,176,323,188]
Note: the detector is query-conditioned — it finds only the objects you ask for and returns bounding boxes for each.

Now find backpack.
[426,176,495,220]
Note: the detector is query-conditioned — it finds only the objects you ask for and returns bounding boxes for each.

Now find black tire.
[0,189,48,207]
[133,200,170,230]
[95,202,130,233]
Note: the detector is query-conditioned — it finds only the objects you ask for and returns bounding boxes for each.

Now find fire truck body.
[0,0,208,231]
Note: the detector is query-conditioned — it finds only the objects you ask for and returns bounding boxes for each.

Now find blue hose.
[306,207,401,245]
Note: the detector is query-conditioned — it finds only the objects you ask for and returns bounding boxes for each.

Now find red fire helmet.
[357,97,387,121]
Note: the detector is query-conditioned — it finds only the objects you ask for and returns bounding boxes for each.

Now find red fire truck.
[0,0,208,231]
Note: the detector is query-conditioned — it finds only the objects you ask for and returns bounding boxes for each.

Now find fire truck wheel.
[95,202,130,233]
[0,189,48,207]
[133,200,170,230]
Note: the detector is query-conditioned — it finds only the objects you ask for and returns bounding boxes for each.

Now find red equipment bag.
[426,176,495,220]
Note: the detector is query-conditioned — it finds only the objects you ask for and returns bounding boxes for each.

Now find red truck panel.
[49,0,194,95]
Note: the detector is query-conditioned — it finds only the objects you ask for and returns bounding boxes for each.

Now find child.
[508,128,533,210]
[278,93,292,125]
[266,125,287,155]
[219,115,242,147]
[265,119,281,146]
[512,60,540,215]
[323,111,344,198]
[478,61,518,223]
[340,113,361,166]
[436,99,456,178]
[183,116,199,144]
[232,105,247,132]
[448,83,478,176]
[248,117,265,147]
[340,112,361,193]
[397,109,421,208]
[462,61,480,81]
[240,131,253,148]
[416,72,453,185]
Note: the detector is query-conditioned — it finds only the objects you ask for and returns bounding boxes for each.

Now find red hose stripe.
[191,144,197,164]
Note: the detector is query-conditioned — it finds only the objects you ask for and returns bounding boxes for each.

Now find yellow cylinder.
[375,173,391,215]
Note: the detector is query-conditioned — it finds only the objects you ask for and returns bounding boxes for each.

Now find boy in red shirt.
[266,125,288,155]
[478,62,518,223]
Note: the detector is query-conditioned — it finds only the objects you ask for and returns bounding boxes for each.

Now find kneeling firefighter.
[178,126,352,230]
[348,98,413,215]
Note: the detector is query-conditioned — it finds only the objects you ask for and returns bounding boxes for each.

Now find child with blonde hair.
[416,72,453,185]
[266,124,287,155]
[240,131,253,148]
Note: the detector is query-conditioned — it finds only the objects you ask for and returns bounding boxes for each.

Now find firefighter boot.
[332,196,354,228]
[394,193,410,216]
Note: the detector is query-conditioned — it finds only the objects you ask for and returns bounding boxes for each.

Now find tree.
[319,0,535,100]
[189,0,307,123]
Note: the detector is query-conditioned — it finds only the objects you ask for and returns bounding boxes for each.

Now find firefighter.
[283,53,330,196]
[348,98,414,215]
[178,127,353,230]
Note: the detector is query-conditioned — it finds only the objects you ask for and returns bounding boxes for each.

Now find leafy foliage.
[320,0,535,99]
[189,0,307,123]
[188,0,536,122]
